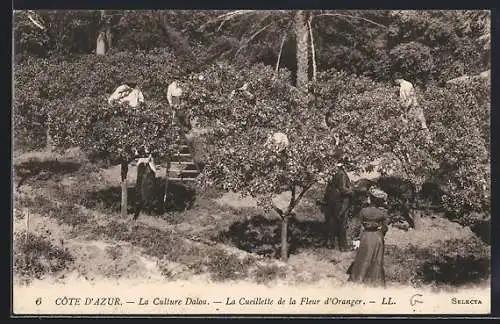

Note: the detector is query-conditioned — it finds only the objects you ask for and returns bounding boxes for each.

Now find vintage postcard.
[12,9,491,316]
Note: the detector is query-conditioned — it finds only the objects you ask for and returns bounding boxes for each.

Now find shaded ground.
[12,150,491,290]
[85,180,196,215]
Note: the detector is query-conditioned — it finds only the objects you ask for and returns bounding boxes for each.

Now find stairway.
[129,140,200,182]
[162,137,201,205]
[166,141,200,182]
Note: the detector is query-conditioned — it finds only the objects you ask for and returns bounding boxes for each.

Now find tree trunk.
[307,17,317,82]
[280,214,289,261]
[294,10,309,92]
[45,113,54,152]
[45,126,53,152]
[121,161,128,217]
[105,26,112,52]
[275,35,286,77]
[96,10,108,55]
[96,31,106,55]
[412,210,423,231]
[25,209,30,244]
[164,160,171,206]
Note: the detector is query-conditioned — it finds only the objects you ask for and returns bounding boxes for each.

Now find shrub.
[389,41,435,84]
[203,249,256,282]
[421,79,490,222]
[13,231,75,282]
[386,236,490,286]
[253,263,287,284]
[19,195,90,227]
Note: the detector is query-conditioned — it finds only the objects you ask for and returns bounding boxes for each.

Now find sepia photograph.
[12,9,491,315]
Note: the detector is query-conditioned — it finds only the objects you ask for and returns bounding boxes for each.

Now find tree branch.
[307,16,317,82]
[218,11,256,31]
[27,11,45,30]
[272,204,284,218]
[288,182,314,213]
[275,19,294,77]
[313,13,388,29]
[198,10,256,32]
[275,34,287,76]
[287,185,296,211]
[234,22,274,58]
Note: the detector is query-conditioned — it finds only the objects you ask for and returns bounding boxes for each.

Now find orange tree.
[312,70,436,230]
[183,62,490,261]
[182,62,347,261]
[14,49,186,216]
[50,98,182,217]
[315,69,490,228]
[420,78,490,226]
[13,49,184,150]
[181,62,432,260]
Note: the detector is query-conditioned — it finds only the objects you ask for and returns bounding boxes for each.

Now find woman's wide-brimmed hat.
[369,187,388,201]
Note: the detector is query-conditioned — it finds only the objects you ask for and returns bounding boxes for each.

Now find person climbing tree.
[107,81,148,157]
[108,82,144,108]
[395,78,431,141]
[167,81,183,108]
[167,80,192,133]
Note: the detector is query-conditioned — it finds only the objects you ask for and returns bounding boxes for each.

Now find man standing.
[321,163,354,251]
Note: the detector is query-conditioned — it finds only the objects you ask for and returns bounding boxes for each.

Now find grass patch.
[19,195,90,226]
[203,250,257,282]
[253,263,287,284]
[217,215,283,258]
[385,236,490,287]
[14,160,82,189]
[85,220,261,282]
[13,230,75,283]
[14,164,491,288]
[83,180,197,216]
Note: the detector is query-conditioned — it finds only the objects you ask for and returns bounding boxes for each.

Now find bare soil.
[12,149,491,292]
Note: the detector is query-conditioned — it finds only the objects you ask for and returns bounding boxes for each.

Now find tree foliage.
[13,10,491,258]
[313,69,490,224]
[183,62,328,203]
[14,10,490,87]
[313,70,435,187]
[13,48,185,152]
[51,100,182,164]
[421,79,490,222]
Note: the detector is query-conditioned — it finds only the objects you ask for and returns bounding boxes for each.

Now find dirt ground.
[12,149,490,293]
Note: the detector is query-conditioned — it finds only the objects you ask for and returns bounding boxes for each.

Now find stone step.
[170,161,196,166]
[169,169,199,174]
[167,177,197,181]
[170,154,194,162]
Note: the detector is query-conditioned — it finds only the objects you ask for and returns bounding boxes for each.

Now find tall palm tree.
[199,10,388,92]
[198,10,388,262]
[294,11,309,90]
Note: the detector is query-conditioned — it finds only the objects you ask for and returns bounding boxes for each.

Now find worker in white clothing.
[395,78,431,142]
[108,82,145,108]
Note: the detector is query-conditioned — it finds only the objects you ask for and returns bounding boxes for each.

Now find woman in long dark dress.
[347,188,389,287]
